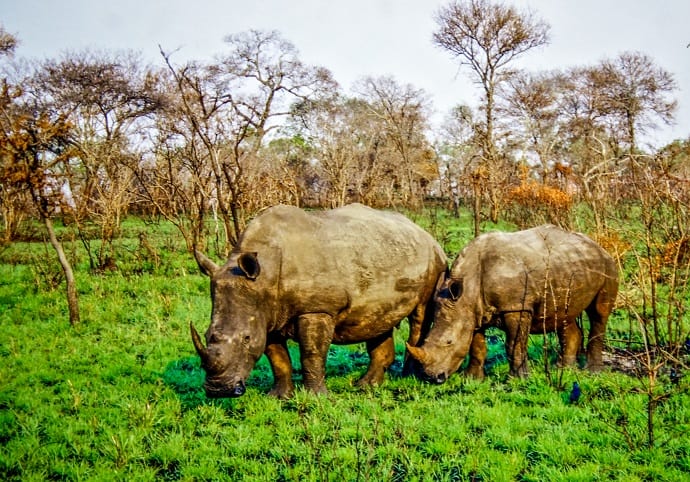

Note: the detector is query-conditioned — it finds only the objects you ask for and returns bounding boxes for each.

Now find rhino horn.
[194,250,219,277]
[190,322,210,366]
[406,343,429,364]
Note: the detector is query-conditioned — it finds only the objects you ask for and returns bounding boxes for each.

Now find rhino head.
[407,275,476,384]
[190,250,272,398]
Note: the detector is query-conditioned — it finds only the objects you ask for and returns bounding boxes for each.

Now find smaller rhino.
[408,225,618,383]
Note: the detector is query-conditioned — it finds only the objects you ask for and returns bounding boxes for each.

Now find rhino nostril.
[434,373,447,384]
[232,380,246,397]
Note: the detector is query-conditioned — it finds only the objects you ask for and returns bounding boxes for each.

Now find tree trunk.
[472,174,482,238]
[43,216,80,325]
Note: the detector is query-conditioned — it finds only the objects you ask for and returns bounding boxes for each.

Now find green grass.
[1,218,689,481]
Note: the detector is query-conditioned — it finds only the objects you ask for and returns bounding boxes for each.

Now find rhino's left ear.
[238,252,261,280]
[447,278,463,301]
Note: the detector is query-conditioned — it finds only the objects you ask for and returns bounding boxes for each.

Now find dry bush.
[506,179,573,228]
[660,235,689,268]
[591,230,632,259]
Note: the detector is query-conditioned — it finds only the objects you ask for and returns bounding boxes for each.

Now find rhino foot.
[268,383,295,400]
[304,384,329,396]
[557,354,579,368]
[464,364,486,380]
[509,363,529,378]
[356,369,386,387]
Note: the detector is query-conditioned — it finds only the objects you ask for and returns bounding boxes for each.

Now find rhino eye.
[243,335,251,345]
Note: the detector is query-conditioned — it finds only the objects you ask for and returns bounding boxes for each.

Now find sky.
[2,0,689,148]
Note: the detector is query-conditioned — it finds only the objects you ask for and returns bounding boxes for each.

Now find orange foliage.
[661,236,689,267]
[508,179,573,211]
[592,231,632,258]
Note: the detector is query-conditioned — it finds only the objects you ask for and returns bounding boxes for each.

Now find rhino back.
[456,225,616,318]
[238,204,446,339]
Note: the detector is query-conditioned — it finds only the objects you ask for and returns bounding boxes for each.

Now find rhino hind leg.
[584,296,612,372]
[557,318,583,367]
[465,331,487,379]
[357,331,395,387]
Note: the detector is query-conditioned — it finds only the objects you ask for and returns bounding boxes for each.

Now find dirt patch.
[603,346,688,379]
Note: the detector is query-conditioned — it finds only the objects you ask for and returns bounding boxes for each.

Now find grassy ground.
[1,216,689,481]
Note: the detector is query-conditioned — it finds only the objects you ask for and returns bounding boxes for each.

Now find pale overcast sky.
[2,0,689,147]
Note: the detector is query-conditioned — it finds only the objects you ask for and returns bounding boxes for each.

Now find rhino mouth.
[204,379,246,398]
[415,369,448,385]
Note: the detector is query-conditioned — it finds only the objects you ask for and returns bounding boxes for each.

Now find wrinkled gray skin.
[191,203,447,399]
[408,225,618,383]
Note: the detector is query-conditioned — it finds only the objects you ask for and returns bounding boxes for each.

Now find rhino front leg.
[296,313,334,395]
[357,331,395,387]
[503,312,531,377]
[265,334,295,399]
[465,331,487,379]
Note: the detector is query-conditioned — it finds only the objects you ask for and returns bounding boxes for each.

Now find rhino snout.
[430,372,447,384]
[415,369,448,385]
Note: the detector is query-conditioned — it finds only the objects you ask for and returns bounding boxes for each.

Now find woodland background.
[1,2,689,479]
[1,0,688,375]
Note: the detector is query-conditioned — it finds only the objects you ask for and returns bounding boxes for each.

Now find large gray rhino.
[408,225,618,383]
[191,203,447,399]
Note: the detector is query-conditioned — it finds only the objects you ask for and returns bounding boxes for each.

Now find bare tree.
[289,95,372,208]
[0,25,18,56]
[433,0,549,234]
[500,71,575,227]
[354,76,435,208]
[434,104,480,217]
[160,30,335,251]
[33,50,162,270]
[599,51,677,155]
[500,70,564,176]
[556,56,677,231]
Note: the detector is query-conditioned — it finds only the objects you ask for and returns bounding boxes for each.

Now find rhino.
[190,203,447,399]
[407,225,618,383]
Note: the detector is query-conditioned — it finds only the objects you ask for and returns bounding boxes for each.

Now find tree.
[500,70,563,176]
[0,26,18,56]
[160,30,335,251]
[0,26,29,243]
[354,76,435,208]
[289,95,373,208]
[33,50,162,270]
[433,0,549,234]
[599,51,677,155]
[435,104,480,218]
[555,56,677,230]
[500,70,575,227]
[0,40,80,323]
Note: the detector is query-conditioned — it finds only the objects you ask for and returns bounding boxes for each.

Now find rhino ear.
[238,252,261,280]
[448,278,463,301]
